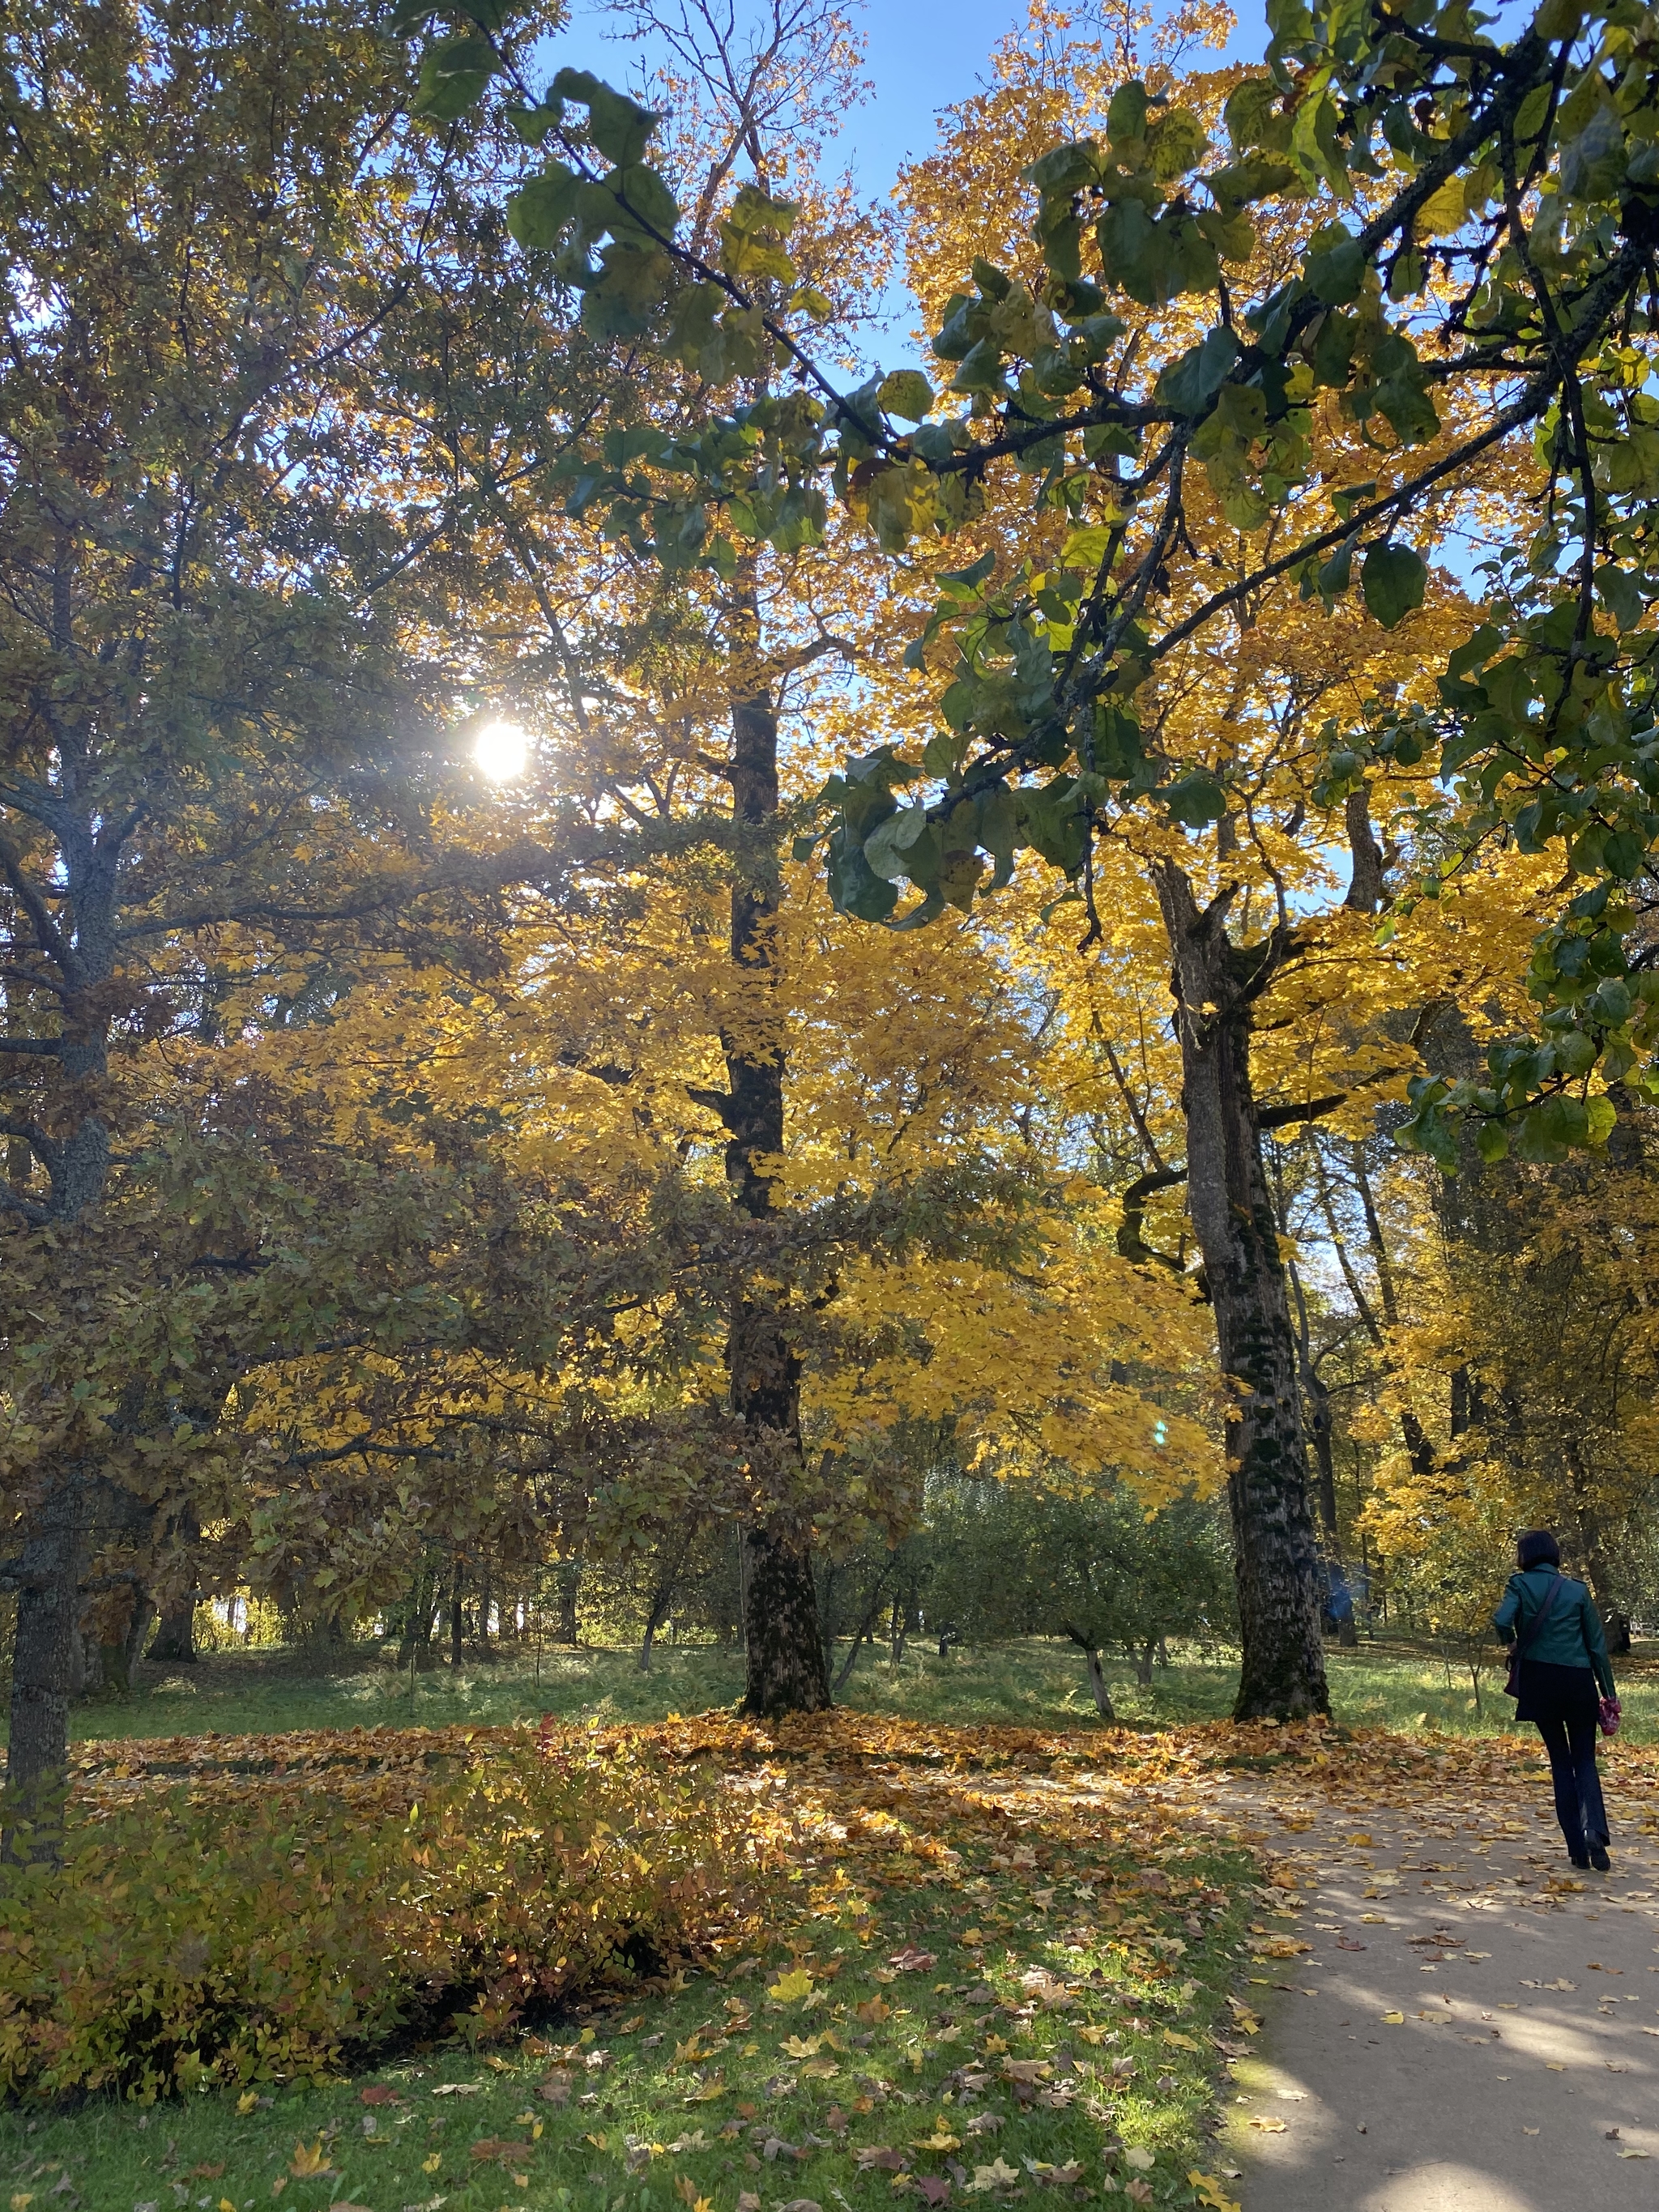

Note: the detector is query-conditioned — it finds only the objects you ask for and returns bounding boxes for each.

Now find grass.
[5,1630,1651,2211]
[0,1712,1261,2212]
[58,1630,1659,1749]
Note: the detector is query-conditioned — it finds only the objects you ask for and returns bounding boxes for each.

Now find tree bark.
[723,667,829,1718]
[742,1524,830,1715]
[555,1562,581,1646]
[147,1597,198,1664]
[1064,1630,1116,1720]
[4,1485,90,1856]
[1153,862,1329,1721]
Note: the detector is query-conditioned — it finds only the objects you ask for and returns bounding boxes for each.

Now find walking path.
[1195,1734,1659,2210]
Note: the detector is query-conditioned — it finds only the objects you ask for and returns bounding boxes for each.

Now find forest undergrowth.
[0,1711,1267,2212]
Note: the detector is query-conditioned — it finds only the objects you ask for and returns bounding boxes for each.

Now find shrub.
[0,1721,765,2101]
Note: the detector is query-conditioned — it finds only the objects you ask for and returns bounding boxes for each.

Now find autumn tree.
[0,0,660,1829]
[411,0,1659,1715]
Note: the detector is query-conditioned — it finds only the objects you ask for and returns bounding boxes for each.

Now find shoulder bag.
[1503,1572,1566,1698]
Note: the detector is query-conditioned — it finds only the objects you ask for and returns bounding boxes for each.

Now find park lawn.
[55,1633,1659,1748]
[0,1712,1260,2212]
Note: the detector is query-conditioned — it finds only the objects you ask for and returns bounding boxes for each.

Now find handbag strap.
[1513,1571,1567,1662]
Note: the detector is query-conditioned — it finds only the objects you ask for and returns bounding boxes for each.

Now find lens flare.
[474,718,529,781]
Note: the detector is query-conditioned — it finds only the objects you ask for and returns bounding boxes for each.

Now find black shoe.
[1570,1850,1591,1869]
[1590,1843,1611,1872]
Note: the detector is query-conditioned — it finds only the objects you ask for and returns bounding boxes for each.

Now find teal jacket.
[1494,1566,1616,1698]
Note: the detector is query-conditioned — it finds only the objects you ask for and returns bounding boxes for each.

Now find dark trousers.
[1535,1713,1610,1852]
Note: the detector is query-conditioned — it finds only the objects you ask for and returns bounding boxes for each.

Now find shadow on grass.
[41,1631,1659,1748]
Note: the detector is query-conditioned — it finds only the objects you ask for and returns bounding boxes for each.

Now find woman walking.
[1494,1530,1619,1871]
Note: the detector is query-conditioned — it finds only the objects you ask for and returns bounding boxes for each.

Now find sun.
[474,718,529,782]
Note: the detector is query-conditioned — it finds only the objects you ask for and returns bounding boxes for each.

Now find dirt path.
[1192,1737,1659,2210]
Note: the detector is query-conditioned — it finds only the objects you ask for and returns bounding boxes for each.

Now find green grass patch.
[0,1715,1258,2212]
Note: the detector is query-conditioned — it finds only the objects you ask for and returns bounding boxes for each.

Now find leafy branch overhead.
[402,0,1659,1162]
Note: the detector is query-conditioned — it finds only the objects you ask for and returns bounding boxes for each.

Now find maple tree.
[407,0,1659,1718]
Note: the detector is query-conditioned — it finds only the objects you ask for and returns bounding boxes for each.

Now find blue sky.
[548,0,1271,213]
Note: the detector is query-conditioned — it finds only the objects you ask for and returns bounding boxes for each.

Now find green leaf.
[506,163,582,249]
[877,370,936,422]
[412,32,498,121]
[1594,565,1644,633]
[1147,107,1208,182]
[1306,230,1365,305]
[1602,829,1646,880]
[580,245,674,340]
[1361,543,1427,629]
[1475,1118,1510,1164]
[1163,770,1226,826]
[550,68,662,164]
[1107,81,1149,146]
[607,164,680,240]
[1155,326,1239,415]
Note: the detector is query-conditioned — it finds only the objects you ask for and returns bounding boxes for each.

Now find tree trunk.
[889,1592,907,1670]
[4,1486,90,1857]
[723,668,830,1719]
[742,1525,830,1715]
[449,1566,464,1668]
[147,1598,198,1664]
[1153,863,1328,1721]
[1067,1634,1115,1720]
[555,1562,581,1646]
[1135,1638,1156,1687]
[638,1571,676,1673]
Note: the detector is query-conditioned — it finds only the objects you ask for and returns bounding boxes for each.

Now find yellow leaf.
[237,2091,259,2116]
[586,2134,611,2151]
[423,2154,442,2173]
[1417,178,1467,235]
[1162,2031,1199,2051]
[768,1967,814,2003]
[1248,2118,1286,2133]
[1380,2012,1404,2026]
[1187,2178,1240,2212]
[12,2196,33,2210]
[288,2143,328,2180]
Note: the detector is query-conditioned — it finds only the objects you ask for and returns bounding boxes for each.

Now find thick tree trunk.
[723,673,830,1718]
[1153,863,1328,1722]
[147,1597,198,1664]
[743,1526,830,1713]
[4,1487,90,1856]
[1135,1638,1156,1687]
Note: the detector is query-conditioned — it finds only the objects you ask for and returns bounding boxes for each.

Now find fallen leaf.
[1380,2013,1404,2026]
[433,2082,484,2096]
[288,2145,331,2181]
[360,2086,400,2106]
[769,1969,815,2004]
[965,2159,1019,2193]
[1122,2150,1154,2173]
[1247,2119,1286,2133]
[889,1949,938,1973]
[237,2092,259,2116]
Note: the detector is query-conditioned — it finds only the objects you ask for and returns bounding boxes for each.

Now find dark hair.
[1517,1529,1562,1570]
